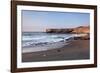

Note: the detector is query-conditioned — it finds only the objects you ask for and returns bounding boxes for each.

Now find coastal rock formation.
[46,29,73,33]
[73,34,90,40]
[71,26,90,34]
[46,26,89,34]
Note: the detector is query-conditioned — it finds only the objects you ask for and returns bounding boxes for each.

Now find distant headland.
[46,26,89,34]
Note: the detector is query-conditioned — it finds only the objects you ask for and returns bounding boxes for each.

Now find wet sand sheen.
[22,40,90,62]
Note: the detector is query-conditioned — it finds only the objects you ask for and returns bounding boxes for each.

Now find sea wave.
[22,32,87,53]
[22,33,74,48]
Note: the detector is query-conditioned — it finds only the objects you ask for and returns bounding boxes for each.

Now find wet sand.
[22,40,90,62]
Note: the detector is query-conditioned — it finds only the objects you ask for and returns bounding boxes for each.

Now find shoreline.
[22,34,89,53]
[22,40,90,62]
[22,41,70,53]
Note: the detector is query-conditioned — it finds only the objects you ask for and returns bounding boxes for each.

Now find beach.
[22,39,90,62]
[21,10,90,62]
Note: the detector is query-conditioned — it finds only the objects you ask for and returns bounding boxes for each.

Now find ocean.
[22,32,76,53]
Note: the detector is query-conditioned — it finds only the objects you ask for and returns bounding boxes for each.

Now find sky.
[22,10,90,32]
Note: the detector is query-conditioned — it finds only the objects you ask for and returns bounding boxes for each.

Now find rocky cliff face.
[46,29,73,33]
[46,26,89,34]
[71,26,89,34]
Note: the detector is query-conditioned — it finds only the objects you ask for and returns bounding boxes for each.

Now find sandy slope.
[22,40,90,62]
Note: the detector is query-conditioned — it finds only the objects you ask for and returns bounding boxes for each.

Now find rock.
[46,29,73,33]
[46,26,89,34]
[71,26,90,34]
[73,34,89,40]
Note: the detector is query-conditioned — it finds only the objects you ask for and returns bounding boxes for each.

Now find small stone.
[57,50,61,52]
[43,54,46,56]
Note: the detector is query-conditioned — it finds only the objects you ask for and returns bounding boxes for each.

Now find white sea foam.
[22,32,76,53]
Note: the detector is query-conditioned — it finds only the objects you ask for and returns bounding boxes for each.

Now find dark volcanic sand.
[22,40,90,62]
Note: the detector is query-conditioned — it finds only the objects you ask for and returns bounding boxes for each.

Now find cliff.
[71,26,90,34]
[46,26,89,34]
